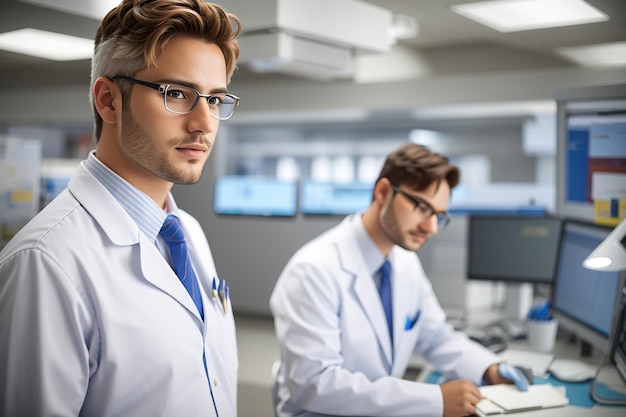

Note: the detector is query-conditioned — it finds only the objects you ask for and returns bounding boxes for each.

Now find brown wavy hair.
[90,0,241,140]
[376,143,460,193]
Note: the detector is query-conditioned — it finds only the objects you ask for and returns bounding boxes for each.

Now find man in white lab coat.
[270,143,528,417]
[0,1,241,416]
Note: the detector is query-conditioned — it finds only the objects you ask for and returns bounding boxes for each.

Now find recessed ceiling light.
[556,41,626,67]
[451,0,608,33]
[0,28,93,61]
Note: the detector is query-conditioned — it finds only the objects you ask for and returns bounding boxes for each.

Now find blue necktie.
[160,214,204,319]
[378,260,393,344]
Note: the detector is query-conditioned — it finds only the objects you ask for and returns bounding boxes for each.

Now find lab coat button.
[213,378,218,387]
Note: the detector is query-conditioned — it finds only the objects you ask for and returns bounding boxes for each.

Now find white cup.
[526,319,558,352]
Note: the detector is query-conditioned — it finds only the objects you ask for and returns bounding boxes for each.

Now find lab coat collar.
[68,163,140,246]
[68,164,204,325]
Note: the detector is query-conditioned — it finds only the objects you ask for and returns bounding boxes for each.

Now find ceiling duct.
[219,0,394,81]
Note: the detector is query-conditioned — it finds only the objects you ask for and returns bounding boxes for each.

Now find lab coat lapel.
[337,239,393,366]
[390,253,411,373]
[138,240,204,322]
[68,165,203,322]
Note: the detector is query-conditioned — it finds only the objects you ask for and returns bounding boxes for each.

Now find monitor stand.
[504,282,534,322]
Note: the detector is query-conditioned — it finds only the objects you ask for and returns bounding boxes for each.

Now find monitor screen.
[213,176,297,217]
[552,220,626,353]
[300,180,373,215]
[555,84,626,223]
[467,215,562,284]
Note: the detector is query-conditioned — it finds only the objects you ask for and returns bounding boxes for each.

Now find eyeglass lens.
[164,85,237,119]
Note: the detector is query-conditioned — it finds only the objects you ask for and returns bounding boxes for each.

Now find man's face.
[118,36,228,185]
[379,180,451,252]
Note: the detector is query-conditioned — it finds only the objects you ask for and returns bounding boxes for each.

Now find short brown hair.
[376,143,460,192]
[90,0,241,140]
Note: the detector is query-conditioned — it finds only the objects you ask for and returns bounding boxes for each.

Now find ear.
[93,77,121,124]
[373,178,392,205]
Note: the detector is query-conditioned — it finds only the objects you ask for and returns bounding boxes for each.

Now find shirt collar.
[85,151,173,243]
[348,212,388,276]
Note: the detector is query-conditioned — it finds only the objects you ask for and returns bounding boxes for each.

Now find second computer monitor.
[467,215,562,284]
[551,219,626,354]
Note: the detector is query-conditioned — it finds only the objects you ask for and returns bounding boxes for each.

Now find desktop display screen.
[552,220,626,353]
[555,84,626,221]
[213,176,297,217]
[300,180,373,215]
[564,108,626,207]
[467,215,562,284]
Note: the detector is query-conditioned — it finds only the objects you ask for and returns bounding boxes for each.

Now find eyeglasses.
[111,75,240,120]
[389,183,451,229]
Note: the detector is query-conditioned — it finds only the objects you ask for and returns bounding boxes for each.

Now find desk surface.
[419,367,626,416]
[411,309,626,416]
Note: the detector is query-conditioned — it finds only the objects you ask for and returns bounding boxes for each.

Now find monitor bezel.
[613,294,626,383]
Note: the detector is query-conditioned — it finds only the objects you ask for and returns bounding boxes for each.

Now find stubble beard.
[121,110,208,185]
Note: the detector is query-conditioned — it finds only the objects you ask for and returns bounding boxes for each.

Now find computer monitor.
[552,220,626,354]
[467,215,562,321]
[554,84,626,223]
[213,175,297,217]
[300,180,373,215]
[467,215,562,285]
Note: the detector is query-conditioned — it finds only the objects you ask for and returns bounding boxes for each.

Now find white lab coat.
[270,215,499,417]
[0,164,238,417]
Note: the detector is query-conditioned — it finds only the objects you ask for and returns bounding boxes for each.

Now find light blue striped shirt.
[84,152,168,244]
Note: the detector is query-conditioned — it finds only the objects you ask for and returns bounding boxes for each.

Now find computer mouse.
[549,358,596,382]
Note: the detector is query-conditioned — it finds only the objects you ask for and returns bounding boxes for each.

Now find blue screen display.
[300,180,373,215]
[565,111,626,204]
[213,176,297,217]
[552,221,622,337]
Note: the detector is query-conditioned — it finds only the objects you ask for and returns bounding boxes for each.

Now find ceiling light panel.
[451,0,608,33]
[556,41,626,67]
[0,28,93,61]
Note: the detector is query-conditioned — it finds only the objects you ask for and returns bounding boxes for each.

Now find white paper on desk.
[477,384,568,414]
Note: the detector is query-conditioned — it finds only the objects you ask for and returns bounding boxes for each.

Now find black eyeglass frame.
[389,182,451,229]
[111,75,240,120]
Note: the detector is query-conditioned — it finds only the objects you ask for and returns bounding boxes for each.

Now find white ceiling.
[0,0,625,123]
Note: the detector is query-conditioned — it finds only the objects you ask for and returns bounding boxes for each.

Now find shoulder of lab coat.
[0,164,236,416]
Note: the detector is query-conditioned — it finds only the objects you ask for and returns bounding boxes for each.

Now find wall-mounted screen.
[300,180,373,215]
[555,84,626,223]
[213,176,297,217]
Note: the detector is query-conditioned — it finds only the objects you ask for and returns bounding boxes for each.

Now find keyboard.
[498,348,555,377]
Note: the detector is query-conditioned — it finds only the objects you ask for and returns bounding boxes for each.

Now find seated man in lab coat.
[270,143,528,417]
[0,1,241,416]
